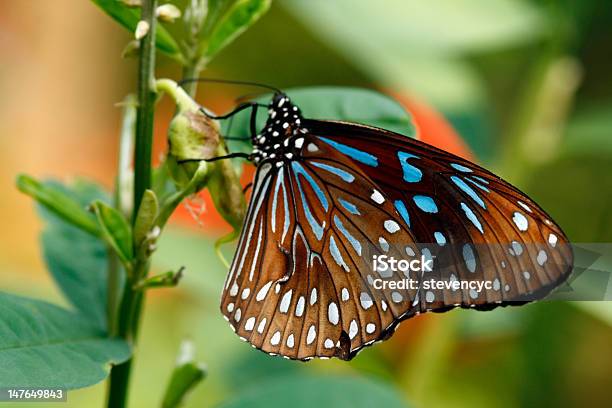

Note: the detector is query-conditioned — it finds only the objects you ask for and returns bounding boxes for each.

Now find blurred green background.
[1,0,611,407]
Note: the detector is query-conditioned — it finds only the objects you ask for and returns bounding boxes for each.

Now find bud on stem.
[155,79,246,237]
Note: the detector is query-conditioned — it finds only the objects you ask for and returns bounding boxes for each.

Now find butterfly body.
[251,94,306,166]
[219,92,573,361]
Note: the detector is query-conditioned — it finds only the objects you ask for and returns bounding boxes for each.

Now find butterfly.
[204,89,573,361]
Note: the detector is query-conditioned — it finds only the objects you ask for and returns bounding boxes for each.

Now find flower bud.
[135,20,150,40]
[156,4,181,23]
[167,109,220,190]
[121,0,142,7]
[157,78,245,232]
[184,0,207,30]
[207,157,246,231]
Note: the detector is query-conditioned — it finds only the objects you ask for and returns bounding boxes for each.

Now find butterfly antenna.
[178,77,282,94]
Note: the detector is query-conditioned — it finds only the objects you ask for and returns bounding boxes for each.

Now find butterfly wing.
[303,119,573,313]
[221,138,423,360]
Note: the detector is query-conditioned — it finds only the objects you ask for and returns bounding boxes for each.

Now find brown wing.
[220,136,422,360]
[304,119,573,313]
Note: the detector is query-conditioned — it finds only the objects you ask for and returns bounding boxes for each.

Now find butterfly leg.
[205,101,262,147]
[179,102,262,163]
[177,152,253,164]
[223,137,251,141]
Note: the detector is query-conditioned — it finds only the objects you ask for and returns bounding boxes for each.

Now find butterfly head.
[252,93,307,165]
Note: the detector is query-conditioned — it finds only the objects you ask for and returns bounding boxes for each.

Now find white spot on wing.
[328,302,339,325]
[307,143,318,152]
[257,318,267,334]
[341,288,350,301]
[360,292,373,309]
[279,290,293,313]
[517,201,533,213]
[270,331,281,346]
[295,296,305,317]
[310,288,318,305]
[379,237,389,252]
[245,317,255,331]
[462,244,477,273]
[256,281,273,301]
[371,189,385,204]
[306,325,316,345]
[384,220,400,233]
[512,212,529,231]
[241,288,250,300]
[537,250,548,265]
[349,320,358,339]
[510,241,523,256]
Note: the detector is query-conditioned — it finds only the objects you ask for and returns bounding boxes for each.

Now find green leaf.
[92,201,134,264]
[283,0,540,133]
[162,341,207,408]
[562,103,612,156]
[16,174,101,237]
[201,0,271,58]
[284,0,544,56]
[91,0,183,60]
[134,189,159,247]
[42,228,109,330]
[35,180,110,330]
[573,302,612,326]
[0,292,131,389]
[135,268,183,290]
[219,375,409,408]
[223,87,415,154]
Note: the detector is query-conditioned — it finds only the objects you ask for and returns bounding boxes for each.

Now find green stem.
[108,95,137,337]
[133,0,159,222]
[181,64,201,97]
[107,1,158,407]
[181,0,206,99]
[156,161,209,228]
[156,79,200,112]
[117,94,137,218]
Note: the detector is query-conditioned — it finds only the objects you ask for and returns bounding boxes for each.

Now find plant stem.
[117,94,137,218]
[181,64,201,97]
[108,95,137,337]
[107,1,158,407]
[133,0,158,222]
